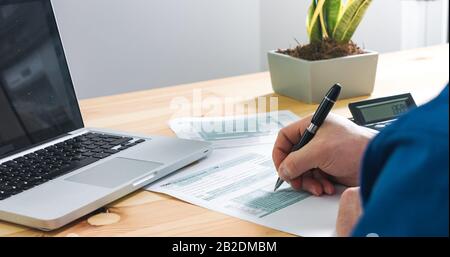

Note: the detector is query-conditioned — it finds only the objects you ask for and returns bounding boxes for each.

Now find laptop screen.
[0,0,83,159]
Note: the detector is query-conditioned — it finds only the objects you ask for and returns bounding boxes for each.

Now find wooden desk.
[1,45,448,237]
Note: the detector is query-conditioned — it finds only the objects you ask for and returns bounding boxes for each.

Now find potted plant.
[268,0,378,103]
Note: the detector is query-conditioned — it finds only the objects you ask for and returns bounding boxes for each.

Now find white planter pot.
[267,50,379,104]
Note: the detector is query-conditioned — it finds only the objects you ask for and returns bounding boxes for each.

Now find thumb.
[272,115,313,169]
[277,142,324,181]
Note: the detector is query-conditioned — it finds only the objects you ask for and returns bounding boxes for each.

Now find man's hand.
[273,113,376,195]
[336,187,362,237]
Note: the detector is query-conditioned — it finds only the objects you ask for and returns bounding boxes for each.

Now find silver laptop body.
[0,0,211,230]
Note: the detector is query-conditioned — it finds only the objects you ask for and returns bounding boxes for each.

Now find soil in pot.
[278,39,364,61]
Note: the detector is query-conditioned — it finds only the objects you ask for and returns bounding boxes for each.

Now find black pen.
[274,83,342,192]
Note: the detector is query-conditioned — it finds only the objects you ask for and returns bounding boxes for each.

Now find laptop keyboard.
[0,132,146,200]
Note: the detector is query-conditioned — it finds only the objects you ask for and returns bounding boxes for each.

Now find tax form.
[169,111,299,149]
[146,144,343,237]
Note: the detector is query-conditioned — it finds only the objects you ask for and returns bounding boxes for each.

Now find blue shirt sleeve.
[352,86,449,237]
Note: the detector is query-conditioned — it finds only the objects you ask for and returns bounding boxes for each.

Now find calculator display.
[357,98,409,124]
[348,93,417,129]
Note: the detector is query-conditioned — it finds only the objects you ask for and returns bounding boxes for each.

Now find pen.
[274,83,342,192]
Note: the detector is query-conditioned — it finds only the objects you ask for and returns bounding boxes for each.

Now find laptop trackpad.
[66,158,162,189]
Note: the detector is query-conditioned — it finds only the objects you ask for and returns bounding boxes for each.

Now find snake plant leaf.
[323,0,342,36]
[319,7,329,38]
[333,0,372,43]
[307,0,321,43]
[307,0,327,44]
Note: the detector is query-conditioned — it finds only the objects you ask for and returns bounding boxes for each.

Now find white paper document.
[169,111,299,149]
[147,145,342,237]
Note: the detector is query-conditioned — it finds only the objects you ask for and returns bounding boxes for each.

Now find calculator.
[348,93,417,131]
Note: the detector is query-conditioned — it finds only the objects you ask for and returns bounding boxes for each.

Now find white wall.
[51,0,261,99]
[51,0,448,99]
[352,0,403,52]
[401,0,449,49]
[259,0,310,71]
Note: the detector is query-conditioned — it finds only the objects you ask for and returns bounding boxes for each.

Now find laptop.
[0,0,211,230]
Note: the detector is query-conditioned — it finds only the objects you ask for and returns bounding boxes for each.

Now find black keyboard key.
[85,133,96,137]
[111,137,133,146]
[19,181,32,190]
[36,149,47,155]
[71,155,85,161]
[42,170,61,180]
[104,149,119,154]
[93,153,111,159]
[104,138,118,142]
[81,152,95,157]
[0,190,11,200]
[78,137,90,142]
[135,139,146,144]
[15,157,26,163]
[100,134,121,139]
[94,141,107,146]
[4,161,18,168]
[101,145,114,149]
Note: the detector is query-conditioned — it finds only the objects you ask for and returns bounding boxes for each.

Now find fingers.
[289,172,319,194]
[272,130,294,170]
[288,170,335,196]
[272,116,312,169]
[277,141,324,181]
[314,170,336,195]
[300,172,323,196]
[336,187,362,237]
[289,176,302,191]
[289,174,322,196]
